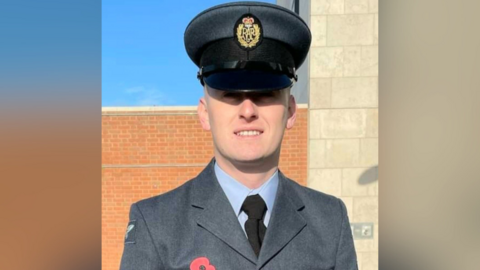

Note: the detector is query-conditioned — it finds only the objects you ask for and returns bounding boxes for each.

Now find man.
[120,2,357,270]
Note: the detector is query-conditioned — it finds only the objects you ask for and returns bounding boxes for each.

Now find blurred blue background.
[102,0,275,106]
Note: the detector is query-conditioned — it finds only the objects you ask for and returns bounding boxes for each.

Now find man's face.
[198,85,297,168]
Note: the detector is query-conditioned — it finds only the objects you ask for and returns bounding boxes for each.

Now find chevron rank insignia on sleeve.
[124,220,137,244]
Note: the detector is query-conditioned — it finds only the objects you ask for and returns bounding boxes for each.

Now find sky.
[102,0,276,107]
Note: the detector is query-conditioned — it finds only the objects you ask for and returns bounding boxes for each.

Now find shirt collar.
[214,162,278,217]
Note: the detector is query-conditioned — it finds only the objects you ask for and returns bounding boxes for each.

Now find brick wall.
[102,106,308,270]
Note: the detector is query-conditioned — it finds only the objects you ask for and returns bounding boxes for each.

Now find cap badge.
[235,14,262,50]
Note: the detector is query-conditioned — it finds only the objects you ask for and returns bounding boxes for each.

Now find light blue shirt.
[214,162,279,235]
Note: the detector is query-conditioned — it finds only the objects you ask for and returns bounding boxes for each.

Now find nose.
[238,98,258,121]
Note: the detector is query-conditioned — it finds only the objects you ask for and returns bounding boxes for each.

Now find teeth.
[237,130,261,136]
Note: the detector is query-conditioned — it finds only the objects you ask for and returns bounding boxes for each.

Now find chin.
[229,153,271,165]
[233,157,264,164]
[216,148,277,167]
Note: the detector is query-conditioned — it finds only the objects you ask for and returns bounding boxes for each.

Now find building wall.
[276,0,311,104]
[101,106,308,270]
[308,1,379,270]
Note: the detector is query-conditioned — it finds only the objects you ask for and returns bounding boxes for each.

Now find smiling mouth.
[234,130,263,137]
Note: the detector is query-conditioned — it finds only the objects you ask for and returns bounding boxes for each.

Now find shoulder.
[129,161,217,224]
[130,177,196,220]
[282,176,347,219]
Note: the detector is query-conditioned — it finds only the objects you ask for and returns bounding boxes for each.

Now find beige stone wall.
[308,1,378,270]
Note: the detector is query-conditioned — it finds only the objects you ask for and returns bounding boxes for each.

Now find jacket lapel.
[191,160,258,264]
[257,172,307,269]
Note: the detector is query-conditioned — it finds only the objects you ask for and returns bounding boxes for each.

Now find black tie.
[241,194,267,257]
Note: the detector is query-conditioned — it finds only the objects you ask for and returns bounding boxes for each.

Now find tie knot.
[241,194,267,220]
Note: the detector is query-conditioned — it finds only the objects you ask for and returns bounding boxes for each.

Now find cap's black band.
[197,61,297,82]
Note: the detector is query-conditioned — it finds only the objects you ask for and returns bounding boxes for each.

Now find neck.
[214,157,278,189]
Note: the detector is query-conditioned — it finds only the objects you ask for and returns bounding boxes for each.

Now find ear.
[198,97,211,131]
[286,94,297,130]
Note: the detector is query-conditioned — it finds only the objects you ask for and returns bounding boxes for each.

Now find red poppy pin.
[190,257,216,270]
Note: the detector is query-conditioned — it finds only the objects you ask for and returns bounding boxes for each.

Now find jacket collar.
[191,159,307,267]
[256,171,306,269]
[192,159,258,264]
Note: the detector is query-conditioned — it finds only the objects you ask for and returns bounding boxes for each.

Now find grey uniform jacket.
[119,160,358,270]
